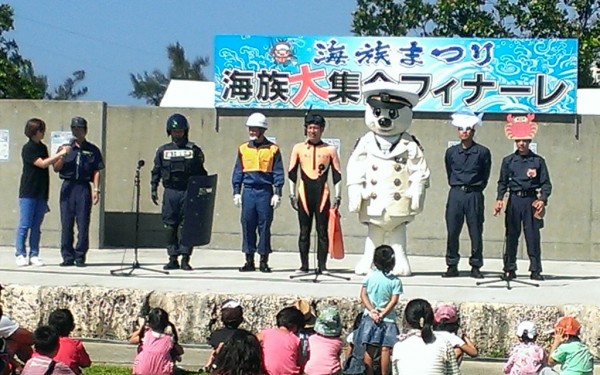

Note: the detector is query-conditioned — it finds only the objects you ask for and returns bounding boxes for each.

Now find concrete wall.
[0,100,598,262]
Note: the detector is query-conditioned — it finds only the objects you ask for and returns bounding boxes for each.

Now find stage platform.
[2,246,599,306]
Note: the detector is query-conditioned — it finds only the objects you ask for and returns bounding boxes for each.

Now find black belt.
[453,185,483,193]
[511,190,537,198]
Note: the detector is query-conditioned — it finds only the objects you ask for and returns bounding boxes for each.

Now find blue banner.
[214,35,578,114]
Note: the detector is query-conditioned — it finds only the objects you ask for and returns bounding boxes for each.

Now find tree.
[352,0,600,87]
[0,4,46,99]
[130,42,210,105]
[45,70,88,100]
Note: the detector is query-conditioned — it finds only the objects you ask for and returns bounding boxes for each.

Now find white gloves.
[233,194,242,208]
[270,194,281,209]
[406,183,423,211]
[347,184,363,213]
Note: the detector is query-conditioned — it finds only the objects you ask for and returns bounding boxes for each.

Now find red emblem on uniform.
[527,168,537,178]
[504,114,538,140]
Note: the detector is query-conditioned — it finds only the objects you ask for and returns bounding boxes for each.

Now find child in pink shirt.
[304,306,344,375]
[504,320,546,375]
[257,306,305,375]
[129,308,184,375]
[48,309,91,375]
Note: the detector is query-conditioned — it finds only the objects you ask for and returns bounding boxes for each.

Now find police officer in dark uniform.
[151,113,208,271]
[53,116,104,267]
[494,115,552,281]
[442,110,491,279]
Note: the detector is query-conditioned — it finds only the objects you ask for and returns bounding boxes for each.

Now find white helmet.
[246,112,268,129]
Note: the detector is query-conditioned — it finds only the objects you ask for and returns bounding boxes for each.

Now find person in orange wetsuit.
[288,114,342,274]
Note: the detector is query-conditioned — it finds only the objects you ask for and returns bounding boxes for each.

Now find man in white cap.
[442,109,491,279]
[232,113,284,273]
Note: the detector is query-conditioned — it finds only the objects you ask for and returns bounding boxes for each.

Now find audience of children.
[503,320,546,375]
[202,300,245,373]
[353,245,402,375]
[210,329,266,375]
[47,309,91,375]
[303,305,343,375]
[540,316,594,375]
[21,325,74,375]
[257,306,305,375]
[433,304,478,364]
[129,307,184,375]
[392,298,461,375]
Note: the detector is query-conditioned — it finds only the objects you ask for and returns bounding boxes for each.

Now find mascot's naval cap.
[450,108,483,128]
[362,81,419,109]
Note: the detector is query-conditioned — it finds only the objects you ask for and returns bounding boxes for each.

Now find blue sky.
[7,1,356,106]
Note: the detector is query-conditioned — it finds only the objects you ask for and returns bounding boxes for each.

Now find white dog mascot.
[347,82,431,276]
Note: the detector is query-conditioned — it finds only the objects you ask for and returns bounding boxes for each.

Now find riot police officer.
[151,113,208,270]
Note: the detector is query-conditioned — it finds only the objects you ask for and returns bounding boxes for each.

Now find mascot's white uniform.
[347,82,430,276]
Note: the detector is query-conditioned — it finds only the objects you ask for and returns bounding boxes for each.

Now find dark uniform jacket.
[496,150,552,202]
[444,142,491,189]
[151,141,208,191]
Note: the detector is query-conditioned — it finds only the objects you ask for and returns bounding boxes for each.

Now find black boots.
[163,256,180,270]
[530,271,544,281]
[470,267,484,279]
[181,255,193,271]
[239,254,256,272]
[441,265,459,278]
[259,254,271,273]
[239,254,271,273]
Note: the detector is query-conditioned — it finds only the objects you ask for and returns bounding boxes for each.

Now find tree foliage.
[130,42,210,106]
[45,70,88,100]
[352,0,600,87]
[0,4,46,99]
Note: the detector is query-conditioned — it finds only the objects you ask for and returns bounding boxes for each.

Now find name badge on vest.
[163,149,193,159]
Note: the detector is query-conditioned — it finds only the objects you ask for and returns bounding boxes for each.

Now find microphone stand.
[111,161,169,276]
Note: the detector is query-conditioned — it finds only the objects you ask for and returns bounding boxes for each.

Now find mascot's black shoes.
[470,267,484,279]
[530,271,544,281]
[505,270,517,280]
[441,266,459,278]
[163,257,180,270]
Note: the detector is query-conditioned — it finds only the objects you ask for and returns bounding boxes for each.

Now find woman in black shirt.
[16,118,68,267]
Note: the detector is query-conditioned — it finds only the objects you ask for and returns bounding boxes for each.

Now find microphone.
[137,160,145,168]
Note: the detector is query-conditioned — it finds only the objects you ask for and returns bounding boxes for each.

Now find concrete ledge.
[2,284,600,359]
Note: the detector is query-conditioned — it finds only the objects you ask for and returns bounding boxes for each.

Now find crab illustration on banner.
[504,114,538,140]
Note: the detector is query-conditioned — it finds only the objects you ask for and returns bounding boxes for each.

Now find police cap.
[70,116,88,128]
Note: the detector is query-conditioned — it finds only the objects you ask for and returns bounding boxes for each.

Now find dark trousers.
[445,188,484,268]
[298,199,330,269]
[504,195,543,272]
[60,180,91,262]
[162,188,192,257]
[241,186,273,256]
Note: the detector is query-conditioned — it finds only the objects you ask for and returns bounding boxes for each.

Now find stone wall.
[1,284,598,358]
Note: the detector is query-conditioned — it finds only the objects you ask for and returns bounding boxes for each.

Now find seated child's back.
[48,309,91,375]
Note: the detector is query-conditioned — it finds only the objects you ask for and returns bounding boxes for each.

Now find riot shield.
[181,174,218,247]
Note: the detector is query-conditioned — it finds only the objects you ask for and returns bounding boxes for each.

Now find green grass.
[85,364,204,375]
